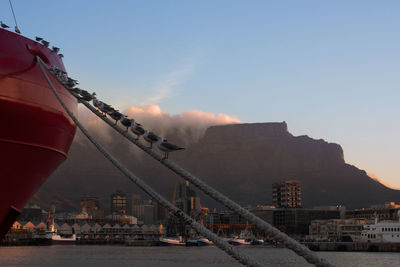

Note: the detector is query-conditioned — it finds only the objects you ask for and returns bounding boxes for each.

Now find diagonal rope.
[36,56,265,267]
[43,58,335,267]
[8,0,19,30]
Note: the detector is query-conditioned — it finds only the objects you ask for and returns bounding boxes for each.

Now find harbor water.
[0,246,399,266]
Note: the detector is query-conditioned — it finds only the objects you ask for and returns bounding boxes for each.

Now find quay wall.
[304,242,400,252]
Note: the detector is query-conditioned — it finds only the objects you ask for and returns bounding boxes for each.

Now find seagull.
[120,115,133,130]
[93,98,100,108]
[108,110,123,124]
[143,131,160,148]
[69,87,82,95]
[35,36,43,42]
[156,138,184,159]
[49,66,59,74]
[58,54,64,58]
[14,26,20,34]
[96,101,107,113]
[66,77,78,88]
[79,90,95,101]
[41,40,50,47]
[96,101,113,115]
[130,121,145,139]
[0,21,9,29]
[101,103,114,114]
[52,46,60,53]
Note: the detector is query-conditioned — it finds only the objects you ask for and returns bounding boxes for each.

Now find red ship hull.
[0,28,77,238]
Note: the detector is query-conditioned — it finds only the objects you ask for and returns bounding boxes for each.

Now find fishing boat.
[0,27,77,238]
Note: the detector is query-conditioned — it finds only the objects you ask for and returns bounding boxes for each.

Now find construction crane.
[46,198,58,231]
[119,209,126,224]
[80,197,101,217]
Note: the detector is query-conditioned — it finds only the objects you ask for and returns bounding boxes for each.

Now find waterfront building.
[346,202,400,221]
[35,222,47,230]
[273,208,340,235]
[214,207,341,237]
[272,180,302,208]
[111,191,128,214]
[313,206,346,219]
[308,218,366,241]
[22,221,36,232]
[19,204,45,222]
[105,214,138,225]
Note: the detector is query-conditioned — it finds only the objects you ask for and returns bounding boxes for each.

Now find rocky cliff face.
[37,122,400,211]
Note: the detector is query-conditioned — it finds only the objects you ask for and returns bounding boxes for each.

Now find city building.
[313,205,346,219]
[166,181,201,236]
[128,195,166,225]
[346,202,400,221]
[19,204,45,223]
[273,208,340,235]
[80,197,103,219]
[175,181,201,216]
[153,199,167,222]
[272,180,302,208]
[111,190,128,214]
[308,218,367,241]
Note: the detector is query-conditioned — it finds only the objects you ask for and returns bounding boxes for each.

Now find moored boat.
[0,28,77,239]
[354,210,400,243]
[159,236,186,246]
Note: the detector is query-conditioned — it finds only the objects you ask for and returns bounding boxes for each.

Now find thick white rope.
[37,56,265,267]
[41,57,335,267]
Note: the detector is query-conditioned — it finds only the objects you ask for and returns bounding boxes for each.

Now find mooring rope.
[37,56,265,267]
[40,57,335,267]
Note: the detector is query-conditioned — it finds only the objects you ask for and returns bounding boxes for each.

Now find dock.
[303,242,400,252]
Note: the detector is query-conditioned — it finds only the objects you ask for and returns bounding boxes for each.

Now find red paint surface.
[0,28,77,237]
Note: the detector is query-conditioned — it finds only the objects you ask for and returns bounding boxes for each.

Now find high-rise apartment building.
[272,180,302,208]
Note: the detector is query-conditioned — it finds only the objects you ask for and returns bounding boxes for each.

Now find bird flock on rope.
[1,20,64,58]
[1,22,183,159]
[49,67,185,159]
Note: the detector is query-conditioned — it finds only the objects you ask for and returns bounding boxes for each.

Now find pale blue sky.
[2,1,399,188]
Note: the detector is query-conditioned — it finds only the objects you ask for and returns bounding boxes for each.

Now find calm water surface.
[0,246,399,266]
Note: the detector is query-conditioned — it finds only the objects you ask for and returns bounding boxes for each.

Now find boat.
[186,237,213,246]
[159,236,186,246]
[355,210,400,243]
[229,228,264,246]
[0,27,77,239]
[33,223,77,245]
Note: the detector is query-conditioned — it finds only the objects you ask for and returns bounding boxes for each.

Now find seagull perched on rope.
[156,138,184,159]
[68,87,82,95]
[108,110,123,124]
[130,121,145,139]
[79,90,95,101]
[101,103,114,114]
[143,131,160,148]
[65,77,78,88]
[95,101,113,115]
[0,21,9,29]
[120,115,133,130]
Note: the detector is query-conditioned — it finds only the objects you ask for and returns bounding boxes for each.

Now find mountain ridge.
[35,122,400,211]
